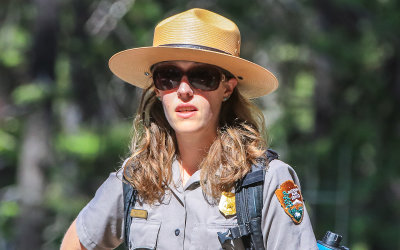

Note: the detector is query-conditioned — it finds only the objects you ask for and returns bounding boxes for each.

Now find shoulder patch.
[275,180,304,224]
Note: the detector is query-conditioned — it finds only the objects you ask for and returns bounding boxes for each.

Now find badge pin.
[219,191,236,216]
[130,209,148,219]
[275,180,304,224]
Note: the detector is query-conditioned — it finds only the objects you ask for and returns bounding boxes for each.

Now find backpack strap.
[123,177,137,249]
[217,149,279,249]
[266,148,279,163]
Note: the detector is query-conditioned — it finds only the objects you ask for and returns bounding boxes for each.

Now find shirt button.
[175,229,180,236]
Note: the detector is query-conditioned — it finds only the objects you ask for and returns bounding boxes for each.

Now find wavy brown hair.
[123,84,268,203]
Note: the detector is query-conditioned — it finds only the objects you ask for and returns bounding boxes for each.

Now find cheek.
[204,91,224,111]
[160,96,175,117]
[159,94,180,129]
[200,95,223,121]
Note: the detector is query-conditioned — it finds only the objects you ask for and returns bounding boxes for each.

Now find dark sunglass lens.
[153,66,182,90]
[189,66,221,91]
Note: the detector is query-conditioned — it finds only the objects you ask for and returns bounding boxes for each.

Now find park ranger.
[61,8,318,250]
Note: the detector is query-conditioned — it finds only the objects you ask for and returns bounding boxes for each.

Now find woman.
[62,8,318,250]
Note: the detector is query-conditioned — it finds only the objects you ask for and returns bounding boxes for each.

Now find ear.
[223,78,238,98]
[154,89,161,98]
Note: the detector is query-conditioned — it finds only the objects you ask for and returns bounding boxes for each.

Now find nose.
[177,75,194,101]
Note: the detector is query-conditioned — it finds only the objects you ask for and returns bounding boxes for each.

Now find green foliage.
[0,201,19,239]
[0,201,19,218]
[290,72,315,133]
[12,82,52,105]
[55,54,71,94]
[56,130,101,159]
[45,181,88,216]
[0,24,30,67]
[0,130,16,153]
[0,0,399,249]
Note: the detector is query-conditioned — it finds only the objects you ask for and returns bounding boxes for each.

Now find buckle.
[217,230,232,245]
[245,222,252,233]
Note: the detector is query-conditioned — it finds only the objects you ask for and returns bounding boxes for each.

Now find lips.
[175,104,198,112]
[175,104,198,118]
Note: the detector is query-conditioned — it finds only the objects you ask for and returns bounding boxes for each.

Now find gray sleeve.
[262,160,318,250]
[76,172,124,250]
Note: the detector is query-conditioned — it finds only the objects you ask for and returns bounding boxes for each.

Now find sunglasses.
[152,64,232,91]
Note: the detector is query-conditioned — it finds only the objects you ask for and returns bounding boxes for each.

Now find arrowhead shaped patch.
[275,180,304,224]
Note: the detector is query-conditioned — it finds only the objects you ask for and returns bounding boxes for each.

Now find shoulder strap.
[266,148,279,162]
[123,178,137,249]
[218,149,279,250]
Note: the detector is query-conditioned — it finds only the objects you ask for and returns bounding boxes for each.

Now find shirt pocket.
[129,219,161,250]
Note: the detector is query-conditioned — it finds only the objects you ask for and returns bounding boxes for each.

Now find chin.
[173,125,205,135]
[171,120,212,135]
[167,115,217,136]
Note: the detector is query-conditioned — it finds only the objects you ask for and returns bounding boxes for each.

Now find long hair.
[123,84,268,203]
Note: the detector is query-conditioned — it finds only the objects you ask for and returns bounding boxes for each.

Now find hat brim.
[109,46,278,99]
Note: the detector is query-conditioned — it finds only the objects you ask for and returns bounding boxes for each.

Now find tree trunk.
[15,0,58,248]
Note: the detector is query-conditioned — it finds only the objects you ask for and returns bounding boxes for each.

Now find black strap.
[234,170,265,250]
[218,149,279,249]
[240,168,264,187]
[123,178,137,249]
[266,148,279,162]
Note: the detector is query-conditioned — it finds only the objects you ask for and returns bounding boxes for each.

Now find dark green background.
[0,0,399,249]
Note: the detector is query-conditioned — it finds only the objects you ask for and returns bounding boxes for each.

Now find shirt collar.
[170,159,201,203]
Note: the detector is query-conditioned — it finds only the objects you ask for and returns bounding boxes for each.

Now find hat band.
[158,44,231,55]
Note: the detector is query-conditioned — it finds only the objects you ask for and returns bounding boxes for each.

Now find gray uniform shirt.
[76,160,318,250]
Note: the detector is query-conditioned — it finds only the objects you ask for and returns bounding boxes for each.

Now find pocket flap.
[130,219,161,250]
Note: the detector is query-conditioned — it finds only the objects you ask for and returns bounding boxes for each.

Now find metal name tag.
[130,209,148,219]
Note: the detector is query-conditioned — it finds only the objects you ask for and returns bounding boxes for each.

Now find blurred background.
[0,0,399,249]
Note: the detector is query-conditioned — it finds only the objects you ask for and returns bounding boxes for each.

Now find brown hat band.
[159,44,231,55]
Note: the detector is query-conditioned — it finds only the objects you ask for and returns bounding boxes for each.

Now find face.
[153,61,237,137]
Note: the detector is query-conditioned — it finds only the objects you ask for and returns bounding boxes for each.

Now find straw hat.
[109,8,278,98]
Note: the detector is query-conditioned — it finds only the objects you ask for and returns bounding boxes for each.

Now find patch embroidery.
[219,191,236,216]
[275,180,304,224]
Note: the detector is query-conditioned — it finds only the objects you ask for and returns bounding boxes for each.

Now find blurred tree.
[0,0,399,249]
[14,0,58,249]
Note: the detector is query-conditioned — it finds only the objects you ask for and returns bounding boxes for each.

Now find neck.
[175,130,217,183]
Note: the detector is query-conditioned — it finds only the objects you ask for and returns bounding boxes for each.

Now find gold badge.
[275,180,304,224]
[130,209,148,219]
[219,191,236,216]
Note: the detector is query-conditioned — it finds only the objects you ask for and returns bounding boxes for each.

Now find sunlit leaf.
[0,130,16,153]
[294,72,315,98]
[56,130,101,159]
[0,24,30,67]
[0,201,19,218]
